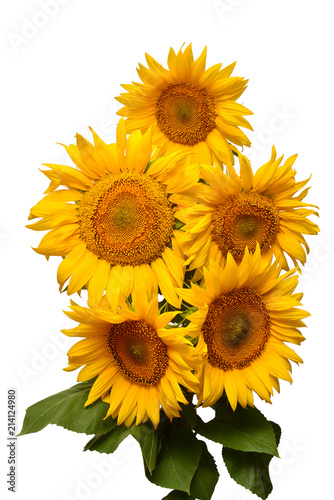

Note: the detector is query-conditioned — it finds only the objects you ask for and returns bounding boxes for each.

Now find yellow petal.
[67,251,98,295]
[87,259,111,307]
[151,258,181,308]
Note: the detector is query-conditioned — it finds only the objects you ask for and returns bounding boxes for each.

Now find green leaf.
[269,421,282,446]
[161,440,219,500]
[162,491,195,500]
[222,421,281,500]
[147,428,201,494]
[179,402,200,430]
[189,441,219,500]
[130,419,165,474]
[197,402,278,456]
[19,381,117,436]
[83,413,169,474]
[84,425,131,453]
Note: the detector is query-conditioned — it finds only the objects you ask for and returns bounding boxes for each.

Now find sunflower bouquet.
[20,45,319,499]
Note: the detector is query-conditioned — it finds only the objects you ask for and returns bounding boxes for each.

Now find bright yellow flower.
[177,246,308,410]
[27,119,199,308]
[116,44,252,167]
[177,147,319,271]
[62,291,199,428]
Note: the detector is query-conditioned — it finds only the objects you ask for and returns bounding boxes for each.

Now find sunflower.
[27,119,199,308]
[62,291,200,428]
[116,44,253,167]
[177,147,319,271]
[177,246,308,410]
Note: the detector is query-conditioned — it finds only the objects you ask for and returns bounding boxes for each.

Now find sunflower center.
[202,288,271,370]
[107,320,169,385]
[211,191,279,259]
[237,216,258,237]
[78,172,175,266]
[177,103,193,122]
[128,340,148,362]
[155,83,217,145]
[224,313,251,347]
[112,199,137,229]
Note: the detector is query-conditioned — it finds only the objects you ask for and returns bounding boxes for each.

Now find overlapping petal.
[177,147,319,271]
[177,247,308,409]
[27,119,200,308]
[116,44,253,167]
[63,291,200,428]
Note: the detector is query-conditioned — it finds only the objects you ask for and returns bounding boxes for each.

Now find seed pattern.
[202,288,271,370]
[107,320,169,385]
[211,191,279,259]
[78,172,175,266]
[155,83,217,145]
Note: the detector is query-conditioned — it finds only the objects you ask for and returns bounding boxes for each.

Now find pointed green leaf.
[162,491,195,500]
[269,421,282,446]
[161,441,219,500]
[83,412,169,473]
[19,381,117,436]
[130,420,164,474]
[147,428,201,494]
[222,421,281,499]
[189,441,219,500]
[84,425,131,453]
[179,402,200,430]
[197,403,278,456]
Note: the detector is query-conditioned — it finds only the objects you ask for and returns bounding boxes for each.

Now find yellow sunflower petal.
[185,250,308,409]
[177,146,318,274]
[151,258,181,308]
[117,45,252,165]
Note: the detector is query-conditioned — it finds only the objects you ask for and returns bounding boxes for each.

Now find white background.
[1,1,333,499]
